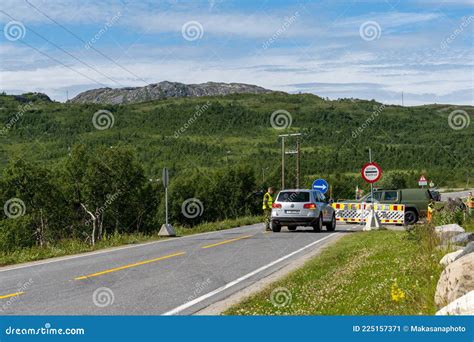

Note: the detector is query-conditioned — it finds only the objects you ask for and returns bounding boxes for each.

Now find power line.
[14,38,109,88]
[1,9,123,87]
[24,0,149,85]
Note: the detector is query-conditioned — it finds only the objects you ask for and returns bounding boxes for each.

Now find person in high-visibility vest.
[466,192,473,215]
[427,199,435,224]
[262,187,275,231]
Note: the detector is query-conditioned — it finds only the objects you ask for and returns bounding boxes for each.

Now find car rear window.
[277,191,310,202]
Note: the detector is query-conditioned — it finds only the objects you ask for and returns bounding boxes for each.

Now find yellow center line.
[201,234,254,249]
[0,291,24,299]
[74,251,186,280]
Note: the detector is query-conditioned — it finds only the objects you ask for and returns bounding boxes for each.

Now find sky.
[0,0,473,105]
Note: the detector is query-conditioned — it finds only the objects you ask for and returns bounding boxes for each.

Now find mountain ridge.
[68,81,275,105]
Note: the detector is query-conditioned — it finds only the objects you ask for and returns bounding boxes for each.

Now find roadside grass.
[0,216,261,267]
[225,227,444,315]
[463,218,474,232]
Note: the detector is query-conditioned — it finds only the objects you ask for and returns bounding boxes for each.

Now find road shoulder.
[195,231,346,315]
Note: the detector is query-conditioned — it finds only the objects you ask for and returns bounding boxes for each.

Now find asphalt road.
[440,189,473,202]
[0,223,360,315]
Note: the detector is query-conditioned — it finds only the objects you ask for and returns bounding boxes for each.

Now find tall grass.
[226,227,444,315]
[0,216,261,266]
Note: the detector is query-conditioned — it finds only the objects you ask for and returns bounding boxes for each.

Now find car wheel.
[326,214,336,231]
[404,210,418,226]
[271,221,281,232]
[313,215,322,232]
[287,226,297,231]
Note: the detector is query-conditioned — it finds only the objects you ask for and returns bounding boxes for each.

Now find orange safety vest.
[466,196,474,209]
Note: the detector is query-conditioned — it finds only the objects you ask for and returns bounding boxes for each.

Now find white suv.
[270,189,336,232]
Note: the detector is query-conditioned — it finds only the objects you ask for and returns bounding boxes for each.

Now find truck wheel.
[288,226,297,231]
[271,221,281,232]
[325,214,336,231]
[404,210,418,225]
[313,215,322,232]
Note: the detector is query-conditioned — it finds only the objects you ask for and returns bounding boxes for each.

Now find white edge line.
[163,233,338,315]
[0,223,262,273]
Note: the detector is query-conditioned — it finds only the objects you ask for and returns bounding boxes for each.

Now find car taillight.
[303,203,317,209]
[272,203,282,208]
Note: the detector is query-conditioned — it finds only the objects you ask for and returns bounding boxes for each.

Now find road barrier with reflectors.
[331,202,405,224]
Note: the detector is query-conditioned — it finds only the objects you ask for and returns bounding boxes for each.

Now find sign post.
[159,167,176,237]
[361,162,382,184]
[312,178,329,194]
[418,175,427,188]
[361,150,382,230]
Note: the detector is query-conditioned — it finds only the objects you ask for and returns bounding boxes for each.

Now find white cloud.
[0,2,471,105]
[1,45,472,106]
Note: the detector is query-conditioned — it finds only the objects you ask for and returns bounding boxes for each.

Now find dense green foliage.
[0,92,472,251]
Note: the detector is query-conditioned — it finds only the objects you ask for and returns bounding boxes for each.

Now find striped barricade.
[331,202,405,224]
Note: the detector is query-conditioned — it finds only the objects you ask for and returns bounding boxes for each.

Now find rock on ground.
[435,224,465,243]
[435,253,474,308]
[436,245,464,252]
[455,241,474,261]
[436,291,474,315]
[450,232,474,245]
[440,250,464,267]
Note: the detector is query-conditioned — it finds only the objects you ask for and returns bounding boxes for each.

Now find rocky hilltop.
[68,81,274,105]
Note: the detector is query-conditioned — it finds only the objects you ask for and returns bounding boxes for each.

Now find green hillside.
[0,92,472,251]
[1,92,472,187]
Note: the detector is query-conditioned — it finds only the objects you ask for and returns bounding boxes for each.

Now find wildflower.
[391,280,406,302]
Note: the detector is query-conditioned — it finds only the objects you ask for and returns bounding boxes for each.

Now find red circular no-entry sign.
[361,162,382,183]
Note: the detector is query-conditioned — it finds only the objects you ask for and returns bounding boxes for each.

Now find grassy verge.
[0,216,261,267]
[225,226,444,315]
[463,216,474,232]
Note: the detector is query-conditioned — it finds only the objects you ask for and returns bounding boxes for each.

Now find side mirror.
[328,199,334,204]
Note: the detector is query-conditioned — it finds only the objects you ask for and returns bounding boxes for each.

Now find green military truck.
[357,188,433,225]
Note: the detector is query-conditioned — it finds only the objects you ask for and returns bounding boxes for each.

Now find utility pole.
[296,136,301,188]
[281,136,285,190]
[262,167,269,184]
[401,91,404,106]
[279,133,302,190]
[158,167,176,237]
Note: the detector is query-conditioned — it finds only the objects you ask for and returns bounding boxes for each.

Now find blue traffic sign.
[312,178,329,194]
